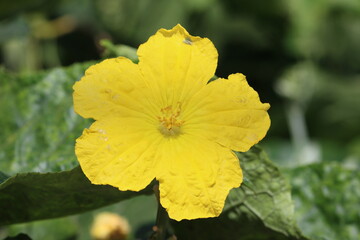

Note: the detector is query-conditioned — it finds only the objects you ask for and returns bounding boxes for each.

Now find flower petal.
[137,24,218,107]
[184,73,270,152]
[75,117,161,191]
[73,57,157,121]
[157,135,243,221]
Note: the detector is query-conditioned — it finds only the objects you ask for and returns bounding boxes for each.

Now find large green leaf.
[172,146,308,240]
[0,63,94,175]
[0,166,152,226]
[288,162,360,240]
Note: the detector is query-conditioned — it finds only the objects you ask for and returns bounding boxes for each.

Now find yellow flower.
[73,24,270,221]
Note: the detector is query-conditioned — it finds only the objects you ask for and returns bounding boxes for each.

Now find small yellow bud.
[91,212,130,240]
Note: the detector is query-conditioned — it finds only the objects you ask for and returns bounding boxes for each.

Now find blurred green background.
[0,0,359,239]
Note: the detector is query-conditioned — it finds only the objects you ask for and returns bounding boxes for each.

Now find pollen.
[157,103,184,137]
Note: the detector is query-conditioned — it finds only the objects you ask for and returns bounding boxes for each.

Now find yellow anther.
[158,103,184,137]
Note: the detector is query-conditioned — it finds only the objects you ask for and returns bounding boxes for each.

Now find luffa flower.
[73,24,270,221]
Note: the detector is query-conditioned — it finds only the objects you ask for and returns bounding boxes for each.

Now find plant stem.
[152,184,169,240]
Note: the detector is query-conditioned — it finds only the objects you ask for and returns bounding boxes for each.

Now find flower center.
[157,103,184,137]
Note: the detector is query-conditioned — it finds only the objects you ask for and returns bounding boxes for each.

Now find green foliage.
[94,0,186,44]
[0,166,153,226]
[0,63,93,175]
[0,0,50,19]
[285,0,360,70]
[100,39,138,62]
[172,146,307,240]
[264,139,360,240]
[0,172,9,184]
[288,162,360,240]
[3,233,32,240]
[8,218,77,240]
[5,195,157,240]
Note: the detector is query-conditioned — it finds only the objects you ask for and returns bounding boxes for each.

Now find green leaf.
[0,166,153,226]
[5,195,157,240]
[0,62,94,175]
[0,171,9,184]
[172,146,308,240]
[288,162,360,240]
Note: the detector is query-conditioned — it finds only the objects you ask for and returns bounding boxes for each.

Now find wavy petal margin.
[157,135,243,220]
[184,73,270,152]
[76,117,161,191]
[137,24,218,107]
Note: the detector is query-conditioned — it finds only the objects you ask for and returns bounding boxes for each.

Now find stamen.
[158,103,184,137]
